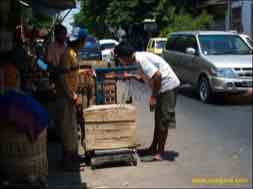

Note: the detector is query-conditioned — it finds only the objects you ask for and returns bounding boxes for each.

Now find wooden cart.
[83,104,138,169]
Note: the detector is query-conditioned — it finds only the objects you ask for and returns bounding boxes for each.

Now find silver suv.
[162,31,253,103]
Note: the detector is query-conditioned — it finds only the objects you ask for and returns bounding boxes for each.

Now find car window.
[173,36,187,52]
[199,35,251,55]
[80,36,102,60]
[184,36,198,51]
[165,36,176,50]
[84,37,100,49]
[155,40,167,49]
[100,43,116,50]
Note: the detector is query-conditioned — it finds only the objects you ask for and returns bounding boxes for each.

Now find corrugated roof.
[34,0,75,10]
[23,0,76,10]
[199,0,227,8]
[20,0,76,16]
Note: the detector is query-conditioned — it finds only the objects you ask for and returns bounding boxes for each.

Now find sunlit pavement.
[50,80,252,188]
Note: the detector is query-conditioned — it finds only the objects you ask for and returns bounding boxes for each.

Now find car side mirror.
[186,47,196,55]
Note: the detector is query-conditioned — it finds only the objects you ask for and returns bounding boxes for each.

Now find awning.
[17,0,76,15]
[27,0,76,10]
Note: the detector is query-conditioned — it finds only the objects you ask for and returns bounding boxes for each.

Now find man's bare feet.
[153,153,164,161]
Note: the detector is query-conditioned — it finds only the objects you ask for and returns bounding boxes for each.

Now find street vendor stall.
[0,0,76,187]
[78,66,139,169]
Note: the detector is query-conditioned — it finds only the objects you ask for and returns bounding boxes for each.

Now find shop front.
[0,0,76,187]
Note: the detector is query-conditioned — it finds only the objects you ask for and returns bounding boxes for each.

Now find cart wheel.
[131,152,138,166]
[91,165,96,170]
[85,150,95,165]
[90,158,96,170]
[133,159,137,166]
[85,150,95,159]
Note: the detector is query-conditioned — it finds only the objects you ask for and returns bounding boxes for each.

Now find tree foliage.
[159,10,214,37]
[74,0,213,38]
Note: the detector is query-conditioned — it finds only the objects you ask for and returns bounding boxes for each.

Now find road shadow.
[163,151,180,161]
[48,142,87,189]
[137,148,179,162]
[178,85,253,106]
[177,85,199,101]
[88,161,135,170]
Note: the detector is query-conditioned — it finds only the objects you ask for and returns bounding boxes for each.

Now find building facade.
[230,0,253,37]
[199,0,253,38]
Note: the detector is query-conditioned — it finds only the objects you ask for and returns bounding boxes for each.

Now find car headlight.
[214,68,238,78]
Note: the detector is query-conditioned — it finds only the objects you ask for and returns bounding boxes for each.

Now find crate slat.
[84,104,136,123]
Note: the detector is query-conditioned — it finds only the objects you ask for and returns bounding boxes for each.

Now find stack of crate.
[78,70,96,108]
[84,104,137,151]
[83,104,138,168]
[103,80,117,104]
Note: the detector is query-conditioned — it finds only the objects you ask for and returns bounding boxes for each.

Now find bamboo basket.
[0,121,48,182]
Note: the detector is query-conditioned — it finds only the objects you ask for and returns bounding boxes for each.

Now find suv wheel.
[198,76,213,103]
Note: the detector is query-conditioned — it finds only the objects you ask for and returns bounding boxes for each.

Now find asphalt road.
[82,80,252,188]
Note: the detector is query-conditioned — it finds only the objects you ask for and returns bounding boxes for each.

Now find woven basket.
[0,121,48,181]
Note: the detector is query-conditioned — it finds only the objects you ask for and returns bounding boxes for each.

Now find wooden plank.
[86,135,137,150]
[86,132,136,144]
[84,104,136,123]
[85,121,136,131]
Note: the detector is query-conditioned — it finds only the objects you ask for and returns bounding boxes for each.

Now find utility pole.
[227,0,232,30]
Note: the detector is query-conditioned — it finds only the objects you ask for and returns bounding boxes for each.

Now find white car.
[99,39,119,64]
[239,34,253,49]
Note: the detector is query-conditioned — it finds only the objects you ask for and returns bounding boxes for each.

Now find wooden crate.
[103,80,117,104]
[78,71,96,108]
[84,104,136,151]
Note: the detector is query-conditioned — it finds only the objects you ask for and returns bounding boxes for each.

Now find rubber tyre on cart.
[85,150,95,165]
[198,76,213,103]
[131,151,138,166]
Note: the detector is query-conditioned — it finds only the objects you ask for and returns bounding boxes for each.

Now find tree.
[74,0,112,37]
[74,0,213,40]
[159,10,214,36]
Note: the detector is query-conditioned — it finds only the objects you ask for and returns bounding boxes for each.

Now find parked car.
[162,31,253,103]
[79,36,108,68]
[146,37,167,55]
[99,39,119,64]
[79,35,102,61]
[239,33,253,49]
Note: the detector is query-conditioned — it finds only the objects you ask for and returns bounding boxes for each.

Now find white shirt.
[135,52,180,93]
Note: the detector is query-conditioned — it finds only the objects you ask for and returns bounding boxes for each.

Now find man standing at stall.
[45,25,68,142]
[46,24,67,67]
[114,42,180,161]
[58,27,87,171]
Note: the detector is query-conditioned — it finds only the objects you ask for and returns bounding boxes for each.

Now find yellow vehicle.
[146,37,167,55]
